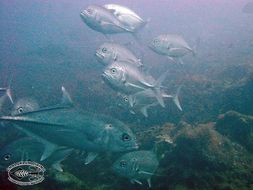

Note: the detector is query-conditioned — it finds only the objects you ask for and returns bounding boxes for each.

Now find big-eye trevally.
[95,42,143,67]
[103,4,147,32]
[11,97,40,116]
[102,61,168,108]
[149,34,195,64]
[113,150,159,187]
[0,87,138,165]
[121,87,182,117]
[0,137,73,172]
[80,5,133,36]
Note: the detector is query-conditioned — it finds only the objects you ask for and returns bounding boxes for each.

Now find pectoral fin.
[85,152,98,165]
[128,95,135,107]
[52,162,64,172]
[51,148,73,172]
[41,142,58,161]
[147,178,152,188]
[138,170,154,175]
[130,179,143,185]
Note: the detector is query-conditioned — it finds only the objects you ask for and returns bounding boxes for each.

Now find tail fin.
[172,86,182,111]
[191,37,200,57]
[153,71,169,107]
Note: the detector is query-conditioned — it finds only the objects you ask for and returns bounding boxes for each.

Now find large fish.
[95,42,142,67]
[149,34,195,64]
[0,137,72,172]
[80,5,133,35]
[11,97,40,116]
[113,150,159,187]
[102,61,168,107]
[0,87,138,164]
[103,4,147,32]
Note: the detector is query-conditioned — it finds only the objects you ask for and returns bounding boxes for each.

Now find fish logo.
[6,161,45,186]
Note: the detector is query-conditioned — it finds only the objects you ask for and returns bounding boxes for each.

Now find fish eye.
[102,47,107,53]
[153,39,159,44]
[124,97,128,102]
[17,107,24,113]
[120,160,127,168]
[122,133,131,141]
[110,68,117,74]
[106,123,112,129]
[3,154,11,161]
[87,8,93,14]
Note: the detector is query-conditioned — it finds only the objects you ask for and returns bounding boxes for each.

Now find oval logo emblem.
[6,161,45,186]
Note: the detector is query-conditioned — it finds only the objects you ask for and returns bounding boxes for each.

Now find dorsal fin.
[61,86,73,107]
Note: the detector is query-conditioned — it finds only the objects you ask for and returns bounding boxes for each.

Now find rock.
[151,121,253,190]
[215,111,253,152]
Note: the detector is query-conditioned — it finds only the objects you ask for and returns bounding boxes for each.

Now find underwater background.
[0,0,253,190]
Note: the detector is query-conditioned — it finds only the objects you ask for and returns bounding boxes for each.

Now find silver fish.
[0,87,138,164]
[113,150,159,188]
[103,4,147,32]
[0,137,72,172]
[102,61,168,107]
[95,42,142,67]
[121,87,182,117]
[149,34,195,64]
[11,97,40,116]
[80,5,132,35]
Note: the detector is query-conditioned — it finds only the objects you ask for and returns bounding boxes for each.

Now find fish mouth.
[147,43,154,50]
[95,52,104,60]
[80,10,88,18]
[101,73,108,80]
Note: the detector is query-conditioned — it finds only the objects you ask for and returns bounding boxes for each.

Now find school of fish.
[0,3,196,187]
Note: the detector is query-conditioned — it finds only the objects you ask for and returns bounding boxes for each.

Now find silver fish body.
[113,150,159,187]
[104,4,147,32]
[121,89,173,117]
[80,5,132,34]
[95,42,142,67]
[102,61,167,107]
[149,34,194,63]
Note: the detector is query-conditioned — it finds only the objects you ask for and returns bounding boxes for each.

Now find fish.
[95,42,143,67]
[102,61,168,107]
[113,150,159,188]
[149,34,195,64]
[121,86,182,117]
[242,2,253,14]
[80,5,133,35]
[0,87,138,164]
[11,97,40,116]
[103,4,147,32]
[0,137,73,172]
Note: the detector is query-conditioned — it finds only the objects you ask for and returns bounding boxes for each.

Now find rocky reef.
[136,111,253,190]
